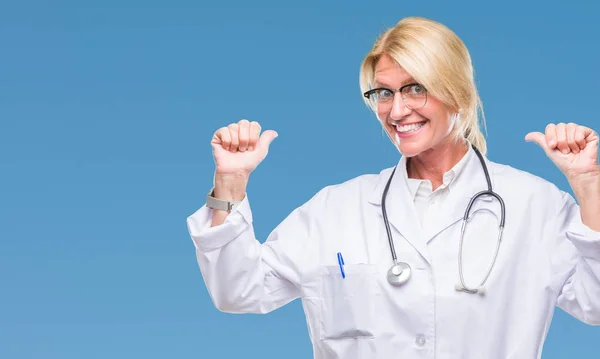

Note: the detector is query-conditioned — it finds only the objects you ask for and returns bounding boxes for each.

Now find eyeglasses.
[363,83,428,110]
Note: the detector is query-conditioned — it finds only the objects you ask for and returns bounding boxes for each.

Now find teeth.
[396,122,425,133]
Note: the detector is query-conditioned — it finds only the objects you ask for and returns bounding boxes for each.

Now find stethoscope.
[381,144,506,295]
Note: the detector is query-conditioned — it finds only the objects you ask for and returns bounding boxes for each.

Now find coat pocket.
[318,264,381,341]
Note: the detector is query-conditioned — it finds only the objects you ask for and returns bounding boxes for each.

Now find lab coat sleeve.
[551,191,600,325]
[186,190,321,315]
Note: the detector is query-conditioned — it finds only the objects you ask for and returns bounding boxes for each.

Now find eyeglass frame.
[363,83,428,110]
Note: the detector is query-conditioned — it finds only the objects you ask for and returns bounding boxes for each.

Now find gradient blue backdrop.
[1,1,599,358]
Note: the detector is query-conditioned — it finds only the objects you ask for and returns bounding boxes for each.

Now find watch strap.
[206,187,242,212]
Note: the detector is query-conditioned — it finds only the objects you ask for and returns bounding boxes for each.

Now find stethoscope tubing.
[382,145,506,293]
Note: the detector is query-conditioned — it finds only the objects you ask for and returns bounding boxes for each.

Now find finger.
[238,119,250,152]
[566,123,579,153]
[583,126,595,141]
[555,123,569,154]
[545,123,557,149]
[257,129,279,153]
[574,125,586,150]
[218,127,231,151]
[525,131,550,153]
[248,121,261,151]
[228,123,239,152]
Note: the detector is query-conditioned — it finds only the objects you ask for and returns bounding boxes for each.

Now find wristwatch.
[206,187,242,212]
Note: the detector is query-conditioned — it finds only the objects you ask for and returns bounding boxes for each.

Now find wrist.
[567,170,600,200]
[568,171,600,232]
[213,172,249,202]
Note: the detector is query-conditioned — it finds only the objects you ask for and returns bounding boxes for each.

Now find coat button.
[415,334,426,347]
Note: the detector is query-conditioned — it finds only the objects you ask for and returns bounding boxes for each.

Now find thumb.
[256,130,278,153]
[525,131,550,153]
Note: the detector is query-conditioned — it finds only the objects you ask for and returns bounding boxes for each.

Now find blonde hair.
[359,16,487,155]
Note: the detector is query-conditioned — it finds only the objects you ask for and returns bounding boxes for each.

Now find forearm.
[211,172,249,227]
[188,201,296,314]
[188,170,304,314]
[557,172,600,325]
[569,172,600,232]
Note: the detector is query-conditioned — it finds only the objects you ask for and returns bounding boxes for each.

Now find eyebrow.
[373,78,416,88]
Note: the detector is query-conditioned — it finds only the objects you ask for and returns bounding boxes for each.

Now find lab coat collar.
[404,144,473,200]
[368,144,497,267]
[425,145,496,243]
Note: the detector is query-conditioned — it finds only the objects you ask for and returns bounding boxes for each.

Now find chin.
[397,143,427,157]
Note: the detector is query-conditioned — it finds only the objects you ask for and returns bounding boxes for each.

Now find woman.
[187,17,600,358]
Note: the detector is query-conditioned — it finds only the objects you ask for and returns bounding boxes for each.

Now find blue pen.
[337,252,345,278]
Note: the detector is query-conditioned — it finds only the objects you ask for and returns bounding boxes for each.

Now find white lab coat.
[186,146,600,359]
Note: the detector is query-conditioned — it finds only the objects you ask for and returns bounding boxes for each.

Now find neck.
[407,139,469,190]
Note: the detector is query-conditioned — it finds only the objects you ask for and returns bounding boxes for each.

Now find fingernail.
[562,149,569,154]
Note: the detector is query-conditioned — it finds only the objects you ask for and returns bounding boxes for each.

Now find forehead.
[373,54,413,86]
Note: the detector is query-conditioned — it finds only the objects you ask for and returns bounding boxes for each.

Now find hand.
[211,119,278,177]
[525,122,599,179]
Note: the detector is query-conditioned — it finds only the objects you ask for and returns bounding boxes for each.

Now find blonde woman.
[187,17,600,359]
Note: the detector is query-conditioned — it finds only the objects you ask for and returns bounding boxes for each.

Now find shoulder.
[486,158,572,211]
[488,159,552,188]
[303,167,392,209]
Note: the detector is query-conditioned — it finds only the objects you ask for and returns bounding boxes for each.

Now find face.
[370,54,457,157]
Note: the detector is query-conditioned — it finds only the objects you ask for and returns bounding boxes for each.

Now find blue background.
[1,1,599,358]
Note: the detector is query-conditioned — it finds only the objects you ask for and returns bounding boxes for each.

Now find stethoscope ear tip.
[454,283,464,291]
[477,286,486,295]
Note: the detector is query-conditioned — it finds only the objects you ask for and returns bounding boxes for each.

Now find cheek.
[420,108,453,134]
[420,98,453,124]
[377,111,394,132]
[376,108,388,123]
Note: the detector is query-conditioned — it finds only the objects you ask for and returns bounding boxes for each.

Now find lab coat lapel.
[369,158,432,266]
[423,148,495,244]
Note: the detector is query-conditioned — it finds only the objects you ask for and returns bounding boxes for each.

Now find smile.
[394,121,426,134]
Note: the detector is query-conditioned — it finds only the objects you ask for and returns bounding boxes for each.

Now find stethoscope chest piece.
[387,262,411,286]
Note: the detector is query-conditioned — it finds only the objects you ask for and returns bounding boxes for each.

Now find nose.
[389,92,412,120]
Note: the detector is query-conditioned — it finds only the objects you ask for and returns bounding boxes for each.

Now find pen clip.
[337,252,345,278]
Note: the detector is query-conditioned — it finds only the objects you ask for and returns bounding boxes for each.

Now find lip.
[392,120,427,139]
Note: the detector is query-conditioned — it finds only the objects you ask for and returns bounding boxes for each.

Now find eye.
[406,84,425,96]
[376,88,394,100]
